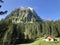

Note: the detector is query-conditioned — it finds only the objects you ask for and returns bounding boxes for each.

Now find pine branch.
[0,11,7,15]
[0,0,4,3]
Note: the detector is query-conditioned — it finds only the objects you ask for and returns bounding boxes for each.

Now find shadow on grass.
[15,39,34,44]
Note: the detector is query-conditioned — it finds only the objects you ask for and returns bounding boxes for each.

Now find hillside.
[18,38,60,45]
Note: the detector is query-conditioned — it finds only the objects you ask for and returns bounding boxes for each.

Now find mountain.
[0,7,43,44]
[0,7,60,45]
[6,7,43,23]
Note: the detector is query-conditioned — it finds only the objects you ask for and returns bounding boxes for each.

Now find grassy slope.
[17,38,60,45]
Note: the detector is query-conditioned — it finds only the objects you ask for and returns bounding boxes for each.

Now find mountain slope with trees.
[0,7,60,45]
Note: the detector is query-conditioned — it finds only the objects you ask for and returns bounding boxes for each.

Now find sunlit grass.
[17,38,60,45]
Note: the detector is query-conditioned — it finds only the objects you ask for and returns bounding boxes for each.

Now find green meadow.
[17,38,60,45]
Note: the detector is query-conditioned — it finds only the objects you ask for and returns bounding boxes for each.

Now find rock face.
[6,7,42,23]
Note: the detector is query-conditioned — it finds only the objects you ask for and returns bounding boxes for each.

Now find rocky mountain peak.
[6,7,43,23]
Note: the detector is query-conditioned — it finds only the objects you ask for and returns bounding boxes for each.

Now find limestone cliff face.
[6,7,42,23]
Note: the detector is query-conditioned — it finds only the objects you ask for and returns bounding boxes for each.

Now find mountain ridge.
[5,7,43,23]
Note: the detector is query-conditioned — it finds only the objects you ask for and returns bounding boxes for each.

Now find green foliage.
[0,18,60,44]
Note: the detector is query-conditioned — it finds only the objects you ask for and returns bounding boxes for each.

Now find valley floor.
[17,38,60,45]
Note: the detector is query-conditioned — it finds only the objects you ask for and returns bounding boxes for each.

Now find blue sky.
[0,0,60,20]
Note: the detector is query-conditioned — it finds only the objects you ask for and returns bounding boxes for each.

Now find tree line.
[0,19,60,44]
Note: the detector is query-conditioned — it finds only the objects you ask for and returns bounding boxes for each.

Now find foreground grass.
[17,38,60,45]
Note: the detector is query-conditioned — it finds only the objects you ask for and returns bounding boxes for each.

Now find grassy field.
[17,38,60,45]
